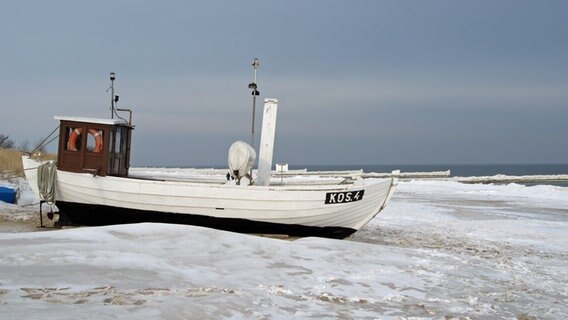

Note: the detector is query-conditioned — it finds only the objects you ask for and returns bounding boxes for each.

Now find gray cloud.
[1,1,567,166]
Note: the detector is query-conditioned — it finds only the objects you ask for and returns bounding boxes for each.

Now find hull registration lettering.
[325,190,365,204]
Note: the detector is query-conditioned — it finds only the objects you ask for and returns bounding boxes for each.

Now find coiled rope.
[37,161,57,204]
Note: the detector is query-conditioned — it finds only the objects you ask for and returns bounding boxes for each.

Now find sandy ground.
[0,204,58,232]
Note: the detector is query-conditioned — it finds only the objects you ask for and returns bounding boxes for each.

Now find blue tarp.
[0,186,17,204]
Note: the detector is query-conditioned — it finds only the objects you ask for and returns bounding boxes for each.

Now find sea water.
[296,163,567,177]
[291,163,568,187]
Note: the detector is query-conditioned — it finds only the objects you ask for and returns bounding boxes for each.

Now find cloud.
[1,1,567,165]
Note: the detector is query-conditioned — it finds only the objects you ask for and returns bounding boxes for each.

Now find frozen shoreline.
[1,177,567,319]
[129,167,568,184]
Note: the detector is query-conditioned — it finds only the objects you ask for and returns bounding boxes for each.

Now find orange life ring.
[88,129,104,153]
[66,128,103,152]
[67,128,83,151]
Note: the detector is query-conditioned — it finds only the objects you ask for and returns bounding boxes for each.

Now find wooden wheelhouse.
[56,116,133,177]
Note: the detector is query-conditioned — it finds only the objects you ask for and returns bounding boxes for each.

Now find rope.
[30,125,59,155]
[0,125,59,180]
[0,166,39,180]
[37,161,57,204]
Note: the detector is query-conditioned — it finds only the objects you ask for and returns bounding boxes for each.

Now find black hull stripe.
[56,201,356,239]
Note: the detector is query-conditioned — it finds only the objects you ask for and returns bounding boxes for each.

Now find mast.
[249,58,260,146]
[109,72,119,119]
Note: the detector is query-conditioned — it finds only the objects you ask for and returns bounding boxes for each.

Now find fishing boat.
[22,72,398,239]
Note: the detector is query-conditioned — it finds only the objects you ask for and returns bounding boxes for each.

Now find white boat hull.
[23,156,397,238]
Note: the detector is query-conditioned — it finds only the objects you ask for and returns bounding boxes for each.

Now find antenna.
[109,72,119,119]
[249,58,260,146]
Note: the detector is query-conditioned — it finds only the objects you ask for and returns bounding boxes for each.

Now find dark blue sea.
[291,164,568,187]
[197,163,568,187]
[296,164,568,177]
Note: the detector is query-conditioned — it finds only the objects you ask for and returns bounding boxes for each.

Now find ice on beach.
[1,175,567,319]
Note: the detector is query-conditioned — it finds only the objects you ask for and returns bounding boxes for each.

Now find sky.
[1,1,567,167]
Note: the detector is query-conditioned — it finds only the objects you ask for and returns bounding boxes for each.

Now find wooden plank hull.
[23,156,397,238]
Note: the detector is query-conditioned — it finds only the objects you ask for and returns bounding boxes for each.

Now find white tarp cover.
[227,140,256,179]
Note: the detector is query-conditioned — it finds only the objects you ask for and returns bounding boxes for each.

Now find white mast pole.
[257,98,279,186]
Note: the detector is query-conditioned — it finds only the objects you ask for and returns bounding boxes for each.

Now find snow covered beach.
[1,172,567,319]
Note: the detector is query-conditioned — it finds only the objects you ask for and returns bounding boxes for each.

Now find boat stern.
[21,154,43,199]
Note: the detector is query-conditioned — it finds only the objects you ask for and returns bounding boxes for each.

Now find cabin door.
[107,126,129,177]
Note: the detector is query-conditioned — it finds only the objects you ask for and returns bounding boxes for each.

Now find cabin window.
[65,127,83,151]
[114,128,122,154]
[86,128,104,153]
